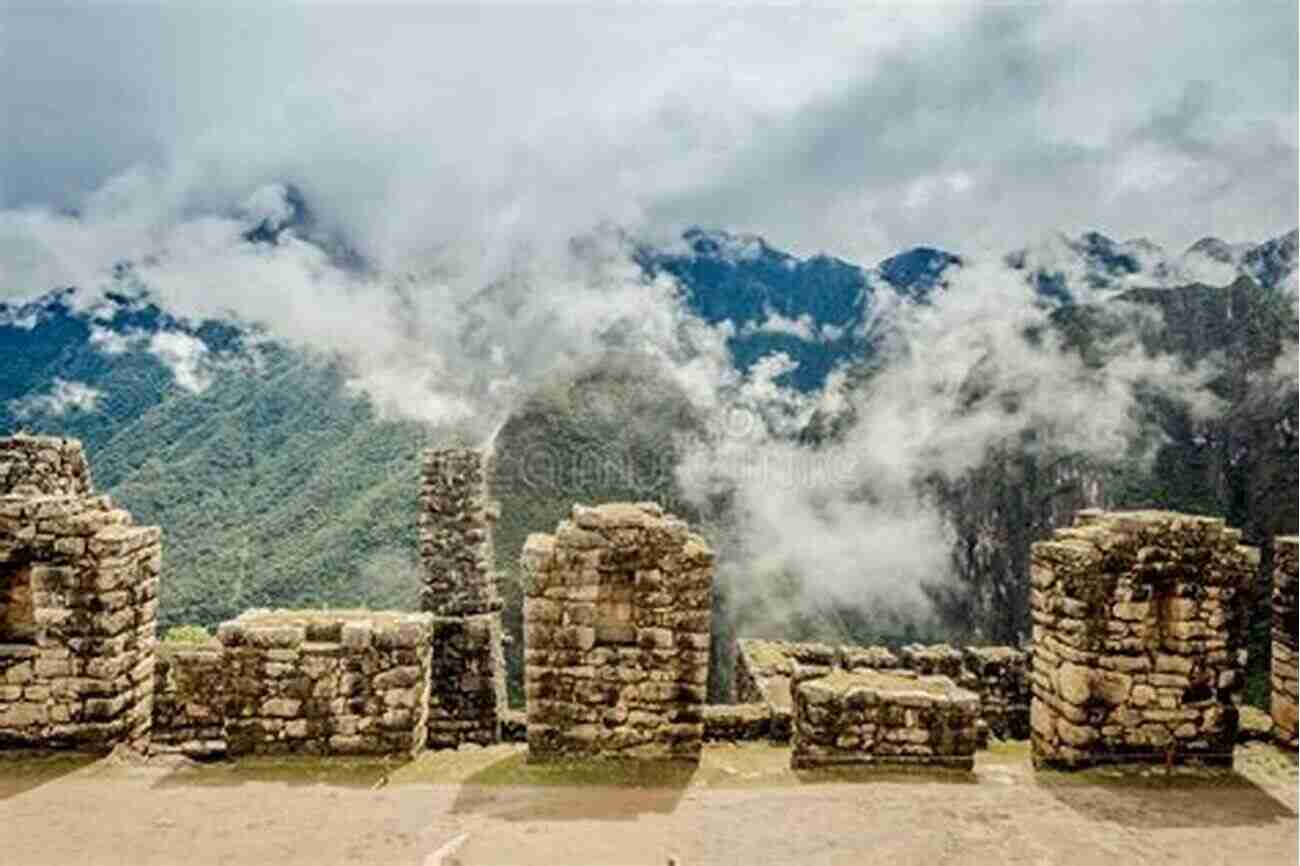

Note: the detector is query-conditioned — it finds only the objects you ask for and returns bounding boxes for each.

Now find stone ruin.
[1030,510,1254,769]
[418,448,508,748]
[4,432,1295,777]
[0,435,160,752]
[521,502,713,762]
[733,639,1029,746]
[1272,536,1298,749]
[791,666,980,770]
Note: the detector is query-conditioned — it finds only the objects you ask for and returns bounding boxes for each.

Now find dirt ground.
[1,741,1296,866]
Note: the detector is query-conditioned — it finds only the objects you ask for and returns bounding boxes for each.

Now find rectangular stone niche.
[791,668,980,770]
[217,610,433,757]
[522,502,713,762]
[0,560,36,644]
[1030,510,1254,769]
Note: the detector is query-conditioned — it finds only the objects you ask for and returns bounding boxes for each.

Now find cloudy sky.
[3,1,1296,278]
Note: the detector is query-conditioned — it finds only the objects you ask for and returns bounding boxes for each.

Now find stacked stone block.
[791,667,980,770]
[1272,536,1298,749]
[0,436,159,754]
[419,447,506,748]
[152,641,226,757]
[732,640,838,742]
[1030,509,1254,769]
[522,502,713,762]
[961,646,1031,741]
[0,435,92,497]
[734,639,1028,744]
[425,613,507,748]
[214,610,433,756]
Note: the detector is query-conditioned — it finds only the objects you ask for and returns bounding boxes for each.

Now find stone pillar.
[521,502,713,762]
[1272,536,1298,749]
[1030,510,1254,769]
[418,447,506,748]
[0,436,159,754]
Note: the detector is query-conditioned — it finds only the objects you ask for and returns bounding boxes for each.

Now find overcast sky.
[2,1,1296,275]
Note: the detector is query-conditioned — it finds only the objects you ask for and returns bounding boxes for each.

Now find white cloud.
[10,379,102,419]
[149,331,212,394]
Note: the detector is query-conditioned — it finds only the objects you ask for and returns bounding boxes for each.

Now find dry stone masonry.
[0,435,159,753]
[216,610,433,756]
[791,667,980,770]
[522,502,713,762]
[1272,536,1298,749]
[419,447,507,748]
[735,639,1028,745]
[1030,509,1254,769]
[0,435,93,497]
[152,640,225,757]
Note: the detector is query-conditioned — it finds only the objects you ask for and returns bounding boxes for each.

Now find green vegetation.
[161,625,212,644]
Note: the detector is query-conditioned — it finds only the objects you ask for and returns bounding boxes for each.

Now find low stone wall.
[1272,536,1298,749]
[522,502,713,762]
[427,613,506,749]
[702,703,771,742]
[215,610,433,757]
[0,435,92,498]
[1030,510,1253,769]
[961,647,1031,741]
[152,641,225,757]
[791,667,980,770]
[735,639,1028,744]
[0,490,159,753]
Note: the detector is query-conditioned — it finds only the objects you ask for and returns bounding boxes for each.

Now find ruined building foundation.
[791,666,980,770]
[418,448,507,748]
[1030,510,1254,769]
[1272,536,1298,749]
[521,502,713,762]
[0,435,160,753]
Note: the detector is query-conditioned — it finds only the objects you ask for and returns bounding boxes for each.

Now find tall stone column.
[418,447,506,748]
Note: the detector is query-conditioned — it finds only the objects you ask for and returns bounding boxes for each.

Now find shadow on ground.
[1040,768,1298,829]
[0,752,98,801]
[449,751,696,821]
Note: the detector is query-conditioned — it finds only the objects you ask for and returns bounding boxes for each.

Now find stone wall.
[215,610,433,757]
[0,435,92,497]
[418,447,506,748]
[791,667,980,770]
[152,641,226,757]
[1030,510,1254,769]
[522,502,712,762]
[425,613,506,748]
[735,639,1028,744]
[1272,536,1298,749]
[0,436,159,754]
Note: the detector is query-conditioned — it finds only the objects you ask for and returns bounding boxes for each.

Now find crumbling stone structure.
[1030,510,1254,769]
[791,666,980,770]
[215,610,433,756]
[734,639,1029,744]
[1272,536,1298,749]
[418,448,507,748]
[0,435,159,753]
[521,502,712,762]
